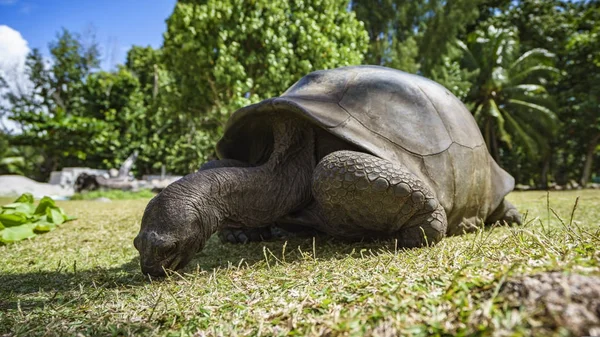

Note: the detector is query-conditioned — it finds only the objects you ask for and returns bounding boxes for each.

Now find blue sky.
[0,0,177,69]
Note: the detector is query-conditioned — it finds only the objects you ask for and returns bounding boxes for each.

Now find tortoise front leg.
[312,151,448,247]
[199,159,275,244]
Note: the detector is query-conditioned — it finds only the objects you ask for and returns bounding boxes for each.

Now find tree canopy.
[0,0,598,188]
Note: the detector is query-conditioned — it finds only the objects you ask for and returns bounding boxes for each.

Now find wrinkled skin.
[134,190,206,276]
[135,119,315,276]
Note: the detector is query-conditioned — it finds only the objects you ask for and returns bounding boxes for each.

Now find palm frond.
[504,84,548,95]
[501,108,539,157]
[506,99,560,133]
[504,91,557,113]
[509,65,560,85]
[456,40,479,71]
[504,103,558,138]
[509,48,555,71]
[508,113,553,157]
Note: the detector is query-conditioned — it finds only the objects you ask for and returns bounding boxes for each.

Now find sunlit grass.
[1,191,598,336]
[69,189,157,200]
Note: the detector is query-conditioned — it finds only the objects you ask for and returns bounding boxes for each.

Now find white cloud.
[0,25,29,70]
[0,25,30,133]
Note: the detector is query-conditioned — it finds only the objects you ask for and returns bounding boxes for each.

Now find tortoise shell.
[217,66,514,233]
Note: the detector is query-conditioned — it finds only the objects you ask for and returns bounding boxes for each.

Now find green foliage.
[559,1,600,185]
[162,0,369,170]
[459,25,559,163]
[82,67,149,171]
[70,189,156,200]
[1,30,103,180]
[351,0,483,76]
[351,0,421,72]
[427,45,477,100]
[0,132,24,174]
[0,193,76,244]
[0,32,168,179]
[124,46,177,175]
[485,0,600,185]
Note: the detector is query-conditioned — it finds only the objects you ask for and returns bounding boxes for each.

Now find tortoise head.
[134,182,209,277]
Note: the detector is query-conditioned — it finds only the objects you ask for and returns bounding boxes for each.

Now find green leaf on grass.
[2,202,36,214]
[14,193,34,204]
[34,221,57,233]
[46,207,65,225]
[0,213,29,227]
[0,223,37,243]
[34,196,57,215]
[0,194,76,244]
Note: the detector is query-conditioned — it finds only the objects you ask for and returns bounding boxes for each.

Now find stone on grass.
[499,272,600,336]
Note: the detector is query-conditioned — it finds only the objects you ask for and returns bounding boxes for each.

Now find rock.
[499,272,600,336]
[568,179,581,190]
[0,175,74,199]
[515,184,531,191]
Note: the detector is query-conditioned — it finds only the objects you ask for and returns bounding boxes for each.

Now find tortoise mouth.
[141,254,182,277]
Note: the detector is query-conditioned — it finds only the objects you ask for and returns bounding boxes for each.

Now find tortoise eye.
[162,242,177,256]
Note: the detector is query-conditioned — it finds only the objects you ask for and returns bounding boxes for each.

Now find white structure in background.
[48,167,109,188]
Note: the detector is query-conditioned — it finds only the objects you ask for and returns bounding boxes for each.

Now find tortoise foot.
[486,199,522,226]
[218,227,273,244]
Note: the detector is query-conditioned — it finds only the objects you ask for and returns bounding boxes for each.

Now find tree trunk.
[540,154,550,189]
[489,124,500,163]
[581,133,600,186]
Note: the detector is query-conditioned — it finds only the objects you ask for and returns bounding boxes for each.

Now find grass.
[69,189,157,200]
[0,190,599,336]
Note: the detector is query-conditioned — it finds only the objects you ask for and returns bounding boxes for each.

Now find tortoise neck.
[218,119,316,226]
[180,119,316,239]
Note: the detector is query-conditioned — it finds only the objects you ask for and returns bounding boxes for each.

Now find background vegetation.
[0,0,598,188]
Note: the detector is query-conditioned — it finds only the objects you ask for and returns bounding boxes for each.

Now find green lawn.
[1,191,599,336]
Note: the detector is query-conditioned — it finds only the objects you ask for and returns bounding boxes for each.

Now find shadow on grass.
[0,234,401,311]
[186,234,400,272]
[0,257,147,298]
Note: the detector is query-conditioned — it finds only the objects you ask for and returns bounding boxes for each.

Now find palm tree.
[458,25,560,162]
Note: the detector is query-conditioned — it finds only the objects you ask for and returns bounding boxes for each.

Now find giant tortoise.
[135,66,521,276]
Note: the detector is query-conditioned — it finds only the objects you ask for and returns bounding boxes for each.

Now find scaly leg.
[312,151,447,247]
